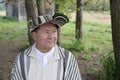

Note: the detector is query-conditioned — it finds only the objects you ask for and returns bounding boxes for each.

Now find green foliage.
[21,41,30,50]
[82,53,91,60]
[100,50,116,80]
[54,0,110,16]
[71,40,85,52]
[88,68,99,75]
[54,0,76,15]
[83,0,110,11]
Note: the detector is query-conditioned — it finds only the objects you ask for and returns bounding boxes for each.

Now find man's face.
[32,23,58,52]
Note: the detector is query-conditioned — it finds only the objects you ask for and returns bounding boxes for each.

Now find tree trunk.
[37,0,55,15]
[25,0,55,44]
[55,4,59,12]
[110,0,120,80]
[37,0,45,15]
[55,4,60,45]
[76,0,83,40]
[44,0,55,15]
[25,0,38,45]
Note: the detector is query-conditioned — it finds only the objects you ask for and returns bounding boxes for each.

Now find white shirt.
[34,45,55,69]
[27,44,59,80]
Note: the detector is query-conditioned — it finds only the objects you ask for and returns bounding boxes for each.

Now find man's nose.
[48,32,55,38]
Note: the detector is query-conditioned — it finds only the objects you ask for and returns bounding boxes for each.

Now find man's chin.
[48,44,55,48]
[46,42,56,45]
[45,46,54,52]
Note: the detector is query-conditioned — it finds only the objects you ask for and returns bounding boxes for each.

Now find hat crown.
[28,13,69,32]
[38,15,52,26]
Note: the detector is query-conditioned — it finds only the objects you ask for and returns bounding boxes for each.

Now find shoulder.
[57,45,74,58]
[15,45,33,61]
[22,46,33,55]
[14,45,32,62]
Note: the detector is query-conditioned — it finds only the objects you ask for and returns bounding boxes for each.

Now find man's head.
[28,13,69,52]
[28,13,69,32]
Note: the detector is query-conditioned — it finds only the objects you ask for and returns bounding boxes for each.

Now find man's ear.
[31,32,37,41]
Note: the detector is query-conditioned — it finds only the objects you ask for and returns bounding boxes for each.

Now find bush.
[100,50,116,80]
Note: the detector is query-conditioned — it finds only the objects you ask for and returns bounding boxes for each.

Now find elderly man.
[11,13,82,80]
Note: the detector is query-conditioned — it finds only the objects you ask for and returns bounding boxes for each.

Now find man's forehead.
[40,23,58,29]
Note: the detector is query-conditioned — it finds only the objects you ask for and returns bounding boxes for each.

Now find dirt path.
[0,40,17,80]
[71,11,111,24]
[0,39,26,80]
[84,12,111,24]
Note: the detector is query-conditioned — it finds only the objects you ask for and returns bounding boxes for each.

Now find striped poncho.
[11,44,82,80]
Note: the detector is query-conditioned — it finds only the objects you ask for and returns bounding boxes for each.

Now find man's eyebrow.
[53,28,57,30]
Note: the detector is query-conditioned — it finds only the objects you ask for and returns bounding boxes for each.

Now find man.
[11,13,82,80]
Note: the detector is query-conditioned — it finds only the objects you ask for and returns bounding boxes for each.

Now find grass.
[60,20,112,54]
[0,15,113,52]
[0,16,27,40]
[100,50,115,80]
[0,15,112,53]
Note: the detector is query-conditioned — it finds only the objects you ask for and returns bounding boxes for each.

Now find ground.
[0,11,111,80]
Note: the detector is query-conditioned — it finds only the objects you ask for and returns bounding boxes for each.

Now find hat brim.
[31,20,60,32]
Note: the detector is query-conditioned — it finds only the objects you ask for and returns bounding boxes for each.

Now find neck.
[36,45,53,53]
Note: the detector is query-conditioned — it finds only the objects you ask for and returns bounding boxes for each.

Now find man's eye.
[53,30,57,33]
[44,31,49,33]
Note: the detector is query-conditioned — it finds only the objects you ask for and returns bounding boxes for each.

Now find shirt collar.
[34,44,55,60]
[29,43,61,60]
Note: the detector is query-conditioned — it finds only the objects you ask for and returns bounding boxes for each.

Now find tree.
[25,0,55,44]
[37,0,45,15]
[110,0,120,80]
[76,0,83,40]
[25,0,39,44]
[54,0,83,40]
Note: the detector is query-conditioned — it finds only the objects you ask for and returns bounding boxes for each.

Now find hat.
[28,13,69,32]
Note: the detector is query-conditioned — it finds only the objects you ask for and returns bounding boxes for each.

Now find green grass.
[60,20,112,54]
[0,15,113,53]
[100,50,115,80]
[0,16,27,40]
